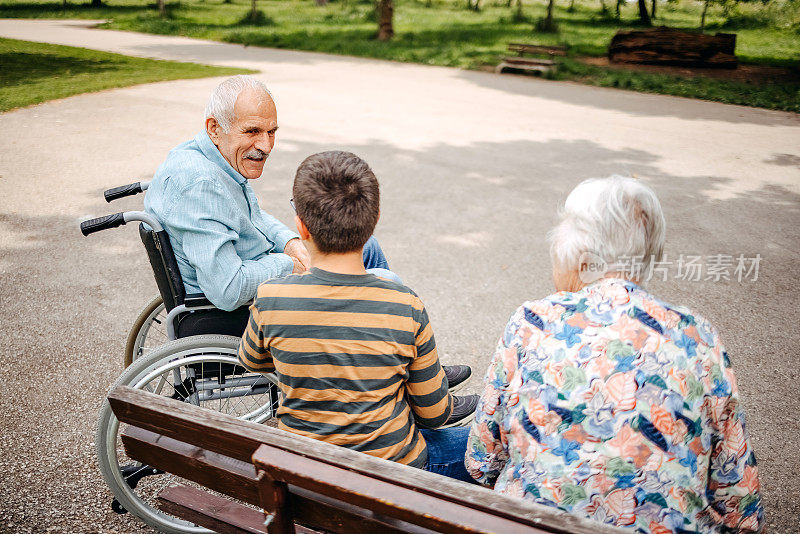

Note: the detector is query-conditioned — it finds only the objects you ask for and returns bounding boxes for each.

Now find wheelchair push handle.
[104,180,149,202]
[80,213,126,236]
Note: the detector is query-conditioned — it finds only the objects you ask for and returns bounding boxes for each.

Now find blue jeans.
[420,426,477,484]
[363,236,402,284]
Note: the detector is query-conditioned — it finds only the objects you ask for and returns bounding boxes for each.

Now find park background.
[0,0,799,532]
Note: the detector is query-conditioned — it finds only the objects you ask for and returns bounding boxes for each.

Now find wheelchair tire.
[124,295,167,367]
[96,334,281,534]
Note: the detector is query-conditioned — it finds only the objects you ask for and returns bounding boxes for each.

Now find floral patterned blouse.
[466,278,763,533]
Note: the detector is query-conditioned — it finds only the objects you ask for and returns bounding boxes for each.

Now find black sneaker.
[441,394,479,428]
[443,365,471,393]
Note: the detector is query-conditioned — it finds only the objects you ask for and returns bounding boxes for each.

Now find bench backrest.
[109,386,625,534]
[508,43,568,56]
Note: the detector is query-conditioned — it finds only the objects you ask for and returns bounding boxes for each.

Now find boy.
[238,151,478,481]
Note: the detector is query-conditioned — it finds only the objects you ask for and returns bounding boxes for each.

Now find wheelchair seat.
[138,224,250,339]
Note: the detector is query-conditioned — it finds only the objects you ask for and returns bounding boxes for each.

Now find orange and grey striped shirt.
[238,268,452,468]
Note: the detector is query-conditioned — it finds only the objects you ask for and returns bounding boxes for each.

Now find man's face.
[207,89,278,180]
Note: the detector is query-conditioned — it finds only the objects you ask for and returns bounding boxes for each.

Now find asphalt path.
[1,19,798,533]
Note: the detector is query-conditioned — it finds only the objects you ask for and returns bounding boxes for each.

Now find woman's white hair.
[204,75,272,133]
[549,175,666,279]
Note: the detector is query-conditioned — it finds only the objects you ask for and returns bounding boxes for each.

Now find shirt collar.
[582,277,642,301]
[194,130,248,186]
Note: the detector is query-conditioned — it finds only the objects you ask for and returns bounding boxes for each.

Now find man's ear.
[295,215,311,240]
[206,117,221,146]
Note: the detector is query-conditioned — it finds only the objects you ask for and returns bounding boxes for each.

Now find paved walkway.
[1,19,798,533]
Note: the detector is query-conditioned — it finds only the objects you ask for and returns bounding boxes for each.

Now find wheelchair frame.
[81,186,217,343]
[82,181,281,533]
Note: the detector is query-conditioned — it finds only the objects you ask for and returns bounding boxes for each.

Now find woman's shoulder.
[629,286,725,352]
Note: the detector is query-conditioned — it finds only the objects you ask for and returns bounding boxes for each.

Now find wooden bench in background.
[496,43,568,75]
[109,386,626,534]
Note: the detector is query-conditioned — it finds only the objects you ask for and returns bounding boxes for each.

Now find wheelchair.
[81,182,282,534]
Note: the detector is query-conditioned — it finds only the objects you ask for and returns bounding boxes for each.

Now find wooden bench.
[109,385,626,534]
[496,43,568,75]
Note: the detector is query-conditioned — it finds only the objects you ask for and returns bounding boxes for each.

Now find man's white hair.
[549,175,666,277]
[204,75,272,133]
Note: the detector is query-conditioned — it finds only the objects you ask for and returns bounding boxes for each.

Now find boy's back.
[239,267,452,468]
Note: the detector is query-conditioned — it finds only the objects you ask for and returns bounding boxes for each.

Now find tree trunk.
[700,0,709,29]
[569,0,575,11]
[608,27,737,68]
[600,0,607,15]
[377,0,394,41]
[637,0,651,25]
[157,0,166,17]
[615,0,621,18]
[251,0,257,19]
[516,0,523,17]
[545,0,554,24]
[90,0,102,6]
[650,0,656,19]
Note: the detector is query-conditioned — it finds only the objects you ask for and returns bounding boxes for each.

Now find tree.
[514,0,525,20]
[377,0,393,40]
[536,0,558,32]
[700,0,710,29]
[650,0,656,19]
[636,0,651,24]
[545,0,555,27]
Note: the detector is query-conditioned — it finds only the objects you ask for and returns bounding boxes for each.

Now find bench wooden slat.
[108,386,624,534]
[120,424,436,533]
[121,426,261,505]
[254,444,551,534]
[156,486,327,534]
[157,485,267,534]
[501,57,556,66]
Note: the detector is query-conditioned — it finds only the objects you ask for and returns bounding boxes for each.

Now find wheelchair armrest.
[184,293,214,308]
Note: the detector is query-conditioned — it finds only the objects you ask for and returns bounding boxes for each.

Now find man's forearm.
[202,253,294,311]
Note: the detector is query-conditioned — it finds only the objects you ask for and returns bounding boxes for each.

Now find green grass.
[1,0,798,111]
[0,37,253,111]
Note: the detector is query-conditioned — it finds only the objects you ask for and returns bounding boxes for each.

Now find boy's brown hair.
[293,151,380,254]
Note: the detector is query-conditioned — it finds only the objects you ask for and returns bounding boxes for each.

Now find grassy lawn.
[1,0,798,111]
[0,37,252,112]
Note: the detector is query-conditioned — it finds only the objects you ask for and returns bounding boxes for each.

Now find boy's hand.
[284,238,311,272]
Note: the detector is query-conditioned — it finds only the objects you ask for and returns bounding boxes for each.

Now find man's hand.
[284,238,310,273]
[290,256,306,274]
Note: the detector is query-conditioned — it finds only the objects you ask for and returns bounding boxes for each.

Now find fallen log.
[608,27,737,69]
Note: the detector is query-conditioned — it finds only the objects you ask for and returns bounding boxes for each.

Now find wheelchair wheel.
[124,296,167,367]
[96,335,281,534]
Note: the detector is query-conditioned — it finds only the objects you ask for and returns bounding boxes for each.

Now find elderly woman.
[466,177,763,533]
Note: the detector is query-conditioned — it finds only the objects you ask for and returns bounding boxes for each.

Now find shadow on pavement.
[455,68,800,127]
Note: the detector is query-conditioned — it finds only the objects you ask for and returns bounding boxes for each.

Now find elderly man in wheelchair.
[81,75,472,533]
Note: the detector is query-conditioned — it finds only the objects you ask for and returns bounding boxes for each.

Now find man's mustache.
[244,149,269,161]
